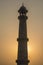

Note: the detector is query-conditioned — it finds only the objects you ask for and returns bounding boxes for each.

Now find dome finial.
[22,3,24,6]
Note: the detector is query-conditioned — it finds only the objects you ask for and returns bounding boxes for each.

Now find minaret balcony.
[18,15,28,20]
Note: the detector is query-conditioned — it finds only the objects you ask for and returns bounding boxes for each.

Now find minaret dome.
[18,4,28,15]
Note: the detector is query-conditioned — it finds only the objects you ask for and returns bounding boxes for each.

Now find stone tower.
[16,4,30,65]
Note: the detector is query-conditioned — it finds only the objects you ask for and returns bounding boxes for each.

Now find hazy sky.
[0,0,43,65]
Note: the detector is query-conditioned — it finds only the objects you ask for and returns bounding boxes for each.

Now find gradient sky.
[0,0,43,65]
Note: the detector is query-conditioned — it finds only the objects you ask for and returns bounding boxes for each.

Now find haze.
[0,0,43,65]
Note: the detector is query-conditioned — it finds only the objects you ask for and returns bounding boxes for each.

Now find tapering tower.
[16,4,30,65]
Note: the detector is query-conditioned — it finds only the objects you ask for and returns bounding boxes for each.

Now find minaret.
[16,4,30,65]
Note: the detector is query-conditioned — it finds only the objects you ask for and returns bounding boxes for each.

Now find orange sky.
[0,0,43,65]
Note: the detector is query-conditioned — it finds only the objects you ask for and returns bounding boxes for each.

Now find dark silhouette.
[16,4,30,65]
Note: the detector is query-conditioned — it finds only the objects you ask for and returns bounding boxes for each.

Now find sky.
[0,0,43,65]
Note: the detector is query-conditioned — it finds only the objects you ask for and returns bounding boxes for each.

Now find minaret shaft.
[17,15,28,60]
[18,40,28,59]
[19,15,27,38]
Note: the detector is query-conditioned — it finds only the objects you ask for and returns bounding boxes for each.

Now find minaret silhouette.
[16,4,30,65]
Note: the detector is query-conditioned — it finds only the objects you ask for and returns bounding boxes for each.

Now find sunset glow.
[0,0,43,65]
